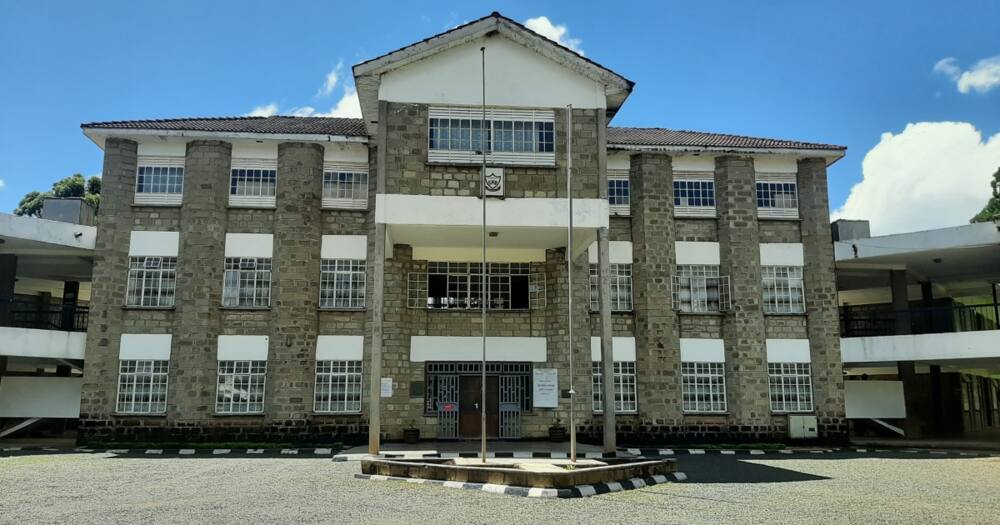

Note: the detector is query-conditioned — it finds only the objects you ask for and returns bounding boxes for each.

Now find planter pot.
[548,426,566,443]
[403,428,420,444]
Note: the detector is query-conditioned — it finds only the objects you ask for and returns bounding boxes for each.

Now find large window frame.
[319,259,366,310]
[427,107,555,166]
[116,359,169,414]
[222,257,272,308]
[768,362,814,413]
[681,361,727,413]
[762,265,806,314]
[671,265,730,313]
[322,169,369,210]
[418,262,536,311]
[756,175,799,218]
[126,256,177,308]
[589,263,633,312]
[591,361,638,413]
[215,360,267,414]
[673,173,716,218]
[314,360,363,414]
[135,165,184,205]
[608,173,630,216]
[229,162,277,208]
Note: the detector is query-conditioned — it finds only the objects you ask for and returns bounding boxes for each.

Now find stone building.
[76,12,847,445]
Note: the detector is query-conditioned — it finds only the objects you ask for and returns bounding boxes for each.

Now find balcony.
[3,299,89,332]
[840,303,1000,338]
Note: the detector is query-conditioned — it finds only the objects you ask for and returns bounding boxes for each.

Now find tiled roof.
[608,127,846,151]
[81,116,368,137]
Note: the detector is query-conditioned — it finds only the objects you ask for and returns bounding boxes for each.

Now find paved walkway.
[853,437,1000,452]
[341,440,603,455]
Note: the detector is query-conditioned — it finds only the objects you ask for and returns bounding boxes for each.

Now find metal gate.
[436,374,459,439]
[498,375,525,439]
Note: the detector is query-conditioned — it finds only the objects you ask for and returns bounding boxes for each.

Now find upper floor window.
[407,262,545,310]
[230,163,277,208]
[756,174,799,218]
[427,107,555,166]
[762,265,805,314]
[768,362,814,413]
[135,156,184,205]
[319,259,366,309]
[671,265,730,313]
[222,257,272,308]
[681,361,727,413]
[126,256,177,308]
[322,171,368,210]
[608,175,630,216]
[589,263,633,312]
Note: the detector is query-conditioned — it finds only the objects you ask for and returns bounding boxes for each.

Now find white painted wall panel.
[587,241,632,264]
[675,241,721,265]
[120,334,172,360]
[589,337,636,361]
[137,141,186,158]
[224,233,273,258]
[410,336,546,362]
[607,154,631,171]
[671,155,715,172]
[217,335,269,361]
[0,377,82,418]
[232,143,278,160]
[128,231,180,257]
[844,380,907,419]
[679,338,725,363]
[766,339,811,363]
[841,330,1000,363]
[753,157,799,174]
[316,335,364,361]
[321,235,368,259]
[376,195,609,230]
[759,243,804,266]
[0,327,85,360]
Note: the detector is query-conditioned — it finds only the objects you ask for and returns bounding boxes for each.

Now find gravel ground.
[1,452,998,524]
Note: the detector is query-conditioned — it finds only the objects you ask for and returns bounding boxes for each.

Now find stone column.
[597,227,615,451]
[79,138,138,436]
[173,140,231,421]
[369,101,388,453]
[716,156,769,426]
[0,254,16,326]
[271,142,324,423]
[544,246,591,438]
[630,152,681,432]
[797,157,846,439]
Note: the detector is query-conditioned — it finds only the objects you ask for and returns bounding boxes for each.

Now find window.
[322,171,368,209]
[314,360,363,413]
[768,363,814,413]
[424,262,532,310]
[135,166,184,204]
[589,264,633,312]
[762,266,805,314]
[427,108,555,165]
[672,265,730,313]
[216,360,267,414]
[681,362,727,413]
[608,177,630,215]
[756,181,798,218]
[116,359,169,414]
[230,168,277,207]
[673,180,715,207]
[592,361,638,413]
[126,256,177,307]
[222,257,272,308]
[319,259,366,309]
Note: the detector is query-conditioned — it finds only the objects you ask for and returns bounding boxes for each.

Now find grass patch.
[83,442,343,450]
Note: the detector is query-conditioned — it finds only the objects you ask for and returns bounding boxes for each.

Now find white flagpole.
[480,46,488,463]
[566,105,576,463]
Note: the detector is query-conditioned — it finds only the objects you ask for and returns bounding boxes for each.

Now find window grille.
[608,176,630,215]
[756,181,799,218]
[222,257,272,308]
[417,263,538,310]
[589,263,633,312]
[116,359,169,414]
[216,360,267,414]
[322,171,368,209]
[592,361,638,413]
[319,259,366,309]
[126,256,177,307]
[673,179,716,207]
[768,362,814,413]
[681,361,727,413]
[135,166,184,205]
[671,265,730,312]
[424,362,532,415]
[229,168,277,207]
[427,107,555,165]
[314,360,363,413]
[762,265,805,314]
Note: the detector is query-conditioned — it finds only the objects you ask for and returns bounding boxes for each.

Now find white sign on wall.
[380,377,393,398]
[484,167,504,197]
[533,368,558,408]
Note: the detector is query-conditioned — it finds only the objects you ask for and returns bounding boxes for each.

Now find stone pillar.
[716,156,769,426]
[630,152,681,432]
[79,138,138,433]
[271,142,324,422]
[890,270,910,334]
[173,140,231,420]
[544,246,591,437]
[369,101,388,453]
[0,254,16,326]
[597,227,615,451]
[797,157,846,439]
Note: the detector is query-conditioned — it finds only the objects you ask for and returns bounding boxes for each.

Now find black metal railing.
[841,303,1000,338]
[2,299,89,332]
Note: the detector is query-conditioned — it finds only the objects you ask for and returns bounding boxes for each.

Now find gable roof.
[81,116,367,137]
[352,11,634,134]
[608,126,846,154]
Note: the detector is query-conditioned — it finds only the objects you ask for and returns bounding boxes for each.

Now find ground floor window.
[116,359,169,414]
[681,361,727,413]
[216,360,267,414]
[314,360,363,413]
[589,263,633,312]
[767,362,814,412]
[591,361,638,413]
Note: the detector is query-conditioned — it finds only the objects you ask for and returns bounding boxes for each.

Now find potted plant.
[548,418,566,443]
[403,420,420,444]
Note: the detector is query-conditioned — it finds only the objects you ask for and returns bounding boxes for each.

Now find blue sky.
[2,0,998,233]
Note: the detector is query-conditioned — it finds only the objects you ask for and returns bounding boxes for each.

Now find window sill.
[589,310,635,315]
[131,203,182,208]
[682,412,729,416]
[425,308,533,313]
[122,306,176,311]
[592,411,639,415]
[213,412,266,417]
[425,160,556,169]
[226,205,276,210]
[318,307,367,312]
[219,306,272,311]
[757,215,802,222]
[321,206,369,212]
[677,311,724,316]
[313,411,363,416]
[113,412,167,417]
[771,411,815,415]
[674,213,718,220]
[763,312,808,317]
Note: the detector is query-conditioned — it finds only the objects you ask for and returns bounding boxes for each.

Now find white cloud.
[245,103,278,117]
[933,55,1000,94]
[832,122,1000,235]
[0,179,5,190]
[278,86,362,118]
[316,61,343,98]
[524,16,583,55]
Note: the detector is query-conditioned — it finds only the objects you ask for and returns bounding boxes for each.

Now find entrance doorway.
[459,376,499,438]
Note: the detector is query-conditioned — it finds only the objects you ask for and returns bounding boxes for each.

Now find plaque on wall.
[533,368,558,408]
[483,167,504,197]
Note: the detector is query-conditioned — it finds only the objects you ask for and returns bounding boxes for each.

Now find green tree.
[971,167,1000,223]
[12,173,102,217]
